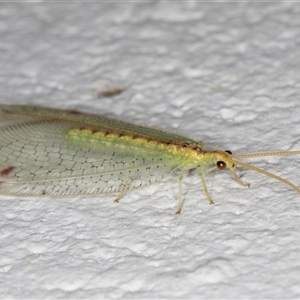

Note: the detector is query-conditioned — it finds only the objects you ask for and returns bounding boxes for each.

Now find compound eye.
[225,150,232,154]
[217,161,227,169]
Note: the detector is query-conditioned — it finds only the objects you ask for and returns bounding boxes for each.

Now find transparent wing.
[0,109,179,197]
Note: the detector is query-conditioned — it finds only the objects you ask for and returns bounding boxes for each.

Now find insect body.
[0,104,299,214]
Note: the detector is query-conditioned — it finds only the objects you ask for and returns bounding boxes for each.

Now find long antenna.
[230,157,300,194]
[232,150,300,159]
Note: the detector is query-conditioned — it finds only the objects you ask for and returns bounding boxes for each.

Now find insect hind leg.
[113,174,131,203]
[175,173,184,214]
[113,158,137,203]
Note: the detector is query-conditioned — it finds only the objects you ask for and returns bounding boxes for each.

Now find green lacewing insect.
[0,104,300,214]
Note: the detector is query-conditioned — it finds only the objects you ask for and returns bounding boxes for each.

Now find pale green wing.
[0,106,182,197]
[0,105,196,143]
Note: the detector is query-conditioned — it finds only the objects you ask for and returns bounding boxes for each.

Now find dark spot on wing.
[0,166,15,176]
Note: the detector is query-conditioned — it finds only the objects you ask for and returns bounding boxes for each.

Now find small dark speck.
[68,110,81,115]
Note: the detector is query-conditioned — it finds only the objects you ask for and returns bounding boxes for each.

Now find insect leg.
[113,173,131,203]
[198,171,215,205]
[113,189,128,203]
[113,158,136,203]
[175,173,184,214]
[228,166,250,188]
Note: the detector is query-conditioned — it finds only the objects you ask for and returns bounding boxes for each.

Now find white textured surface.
[1,2,300,299]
